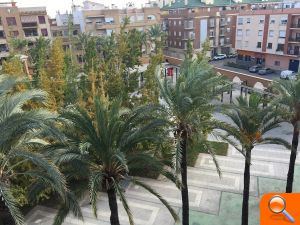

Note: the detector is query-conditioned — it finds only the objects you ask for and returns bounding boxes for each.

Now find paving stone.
[187,167,258,196]
[195,153,289,179]
[125,177,221,214]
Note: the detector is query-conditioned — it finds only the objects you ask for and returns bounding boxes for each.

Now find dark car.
[258,68,273,75]
[248,65,262,73]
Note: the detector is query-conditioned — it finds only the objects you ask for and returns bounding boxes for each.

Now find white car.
[280,70,297,80]
[213,54,227,60]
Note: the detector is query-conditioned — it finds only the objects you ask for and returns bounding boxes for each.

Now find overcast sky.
[4,0,149,17]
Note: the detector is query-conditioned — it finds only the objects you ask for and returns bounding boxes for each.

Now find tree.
[29,37,50,87]
[141,51,163,104]
[157,58,225,225]
[148,24,165,53]
[45,38,65,109]
[0,75,67,225]
[10,38,28,55]
[2,56,25,76]
[273,80,300,193]
[56,97,179,225]
[216,94,291,225]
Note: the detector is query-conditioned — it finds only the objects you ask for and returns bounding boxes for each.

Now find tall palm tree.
[0,75,67,225]
[53,97,179,225]
[273,79,300,193]
[148,24,165,53]
[216,94,291,225]
[157,59,225,225]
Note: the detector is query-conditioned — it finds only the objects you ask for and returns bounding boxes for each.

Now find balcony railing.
[183,33,195,40]
[220,22,227,26]
[291,24,300,28]
[288,50,300,56]
[184,22,194,29]
[289,38,300,42]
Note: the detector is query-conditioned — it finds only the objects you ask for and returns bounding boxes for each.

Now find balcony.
[288,49,300,56]
[95,22,115,29]
[291,24,300,29]
[184,21,194,29]
[289,37,300,43]
[219,32,225,37]
[22,22,37,28]
[209,23,215,28]
[220,21,227,27]
[183,32,195,40]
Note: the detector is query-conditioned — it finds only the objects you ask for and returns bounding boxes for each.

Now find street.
[209,58,281,81]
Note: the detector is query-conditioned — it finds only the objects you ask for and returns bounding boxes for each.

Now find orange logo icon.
[261,193,300,224]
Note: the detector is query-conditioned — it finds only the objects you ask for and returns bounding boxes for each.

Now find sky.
[4,0,149,17]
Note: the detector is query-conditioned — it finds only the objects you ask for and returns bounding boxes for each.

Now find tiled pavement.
[26,122,299,225]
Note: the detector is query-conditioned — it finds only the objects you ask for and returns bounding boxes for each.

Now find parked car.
[280,70,297,80]
[227,53,237,58]
[213,54,227,60]
[258,68,273,75]
[248,65,262,73]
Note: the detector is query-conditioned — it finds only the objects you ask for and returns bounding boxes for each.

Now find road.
[209,58,280,80]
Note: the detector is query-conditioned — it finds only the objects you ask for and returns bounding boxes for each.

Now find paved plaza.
[25,119,299,225]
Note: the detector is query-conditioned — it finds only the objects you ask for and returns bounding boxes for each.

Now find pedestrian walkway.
[25,123,298,225]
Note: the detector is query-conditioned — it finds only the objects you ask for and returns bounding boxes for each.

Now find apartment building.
[73,1,160,37]
[19,7,51,43]
[0,2,51,61]
[0,1,22,59]
[235,8,300,72]
[162,3,247,61]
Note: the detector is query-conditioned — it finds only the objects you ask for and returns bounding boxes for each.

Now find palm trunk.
[286,124,299,193]
[107,188,120,225]
[181,129,189,225]
[242,150,251,225]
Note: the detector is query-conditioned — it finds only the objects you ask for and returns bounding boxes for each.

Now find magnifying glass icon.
[268,195,295,223]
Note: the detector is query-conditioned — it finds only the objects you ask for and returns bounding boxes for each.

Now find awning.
[21,16,37,23]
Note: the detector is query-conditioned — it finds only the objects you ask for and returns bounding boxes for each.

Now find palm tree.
[216,94,291,225]
[0,75,67,225]
[273,80,300,193]
[10,38,28,54]
[54,97,179,225]
[148,24,165,53]
[157,59,225,225]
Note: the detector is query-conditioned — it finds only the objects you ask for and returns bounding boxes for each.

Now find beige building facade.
[236,8,300,72]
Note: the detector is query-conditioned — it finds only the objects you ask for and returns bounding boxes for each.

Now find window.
[279,30,286,38]
[246,18,251,24]
[245,41,249,47]
[237,29,243,36]
[237,54,243,60]
[6,17,16,26]
[178,31,181,36]
[274,61,280,66]
[280,17,288,25]
[270,19,275,24]
[226,27,230,33]
[174,41,177,46]
[38,16,46,24]
[257,42,262,48]
[269,30,274,37]
[246,29,250,36]
[227,17,231,23]
[73,30,78,35]
[174,20,176,26]
[179,41,181,47]
[258,30,263,36]
[245,55,251,61]
[0,30,5,38]
[41,28,48,37]
[277,43,284,51]
[238,18,243,25]
[259,19,264,24]
[210,30,214,36]
[179,21,181,26]
[267,43,272,49]
[174,31,176,36]
[9,30,18,37]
